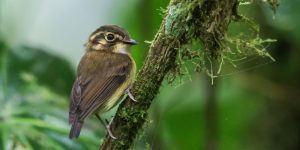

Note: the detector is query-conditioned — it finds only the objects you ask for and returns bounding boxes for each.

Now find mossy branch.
[100,0,238,149]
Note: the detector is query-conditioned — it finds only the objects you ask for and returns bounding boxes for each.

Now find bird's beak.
[123,39,138,45]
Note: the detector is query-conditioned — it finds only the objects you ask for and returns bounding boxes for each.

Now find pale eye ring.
[105,33,116,42]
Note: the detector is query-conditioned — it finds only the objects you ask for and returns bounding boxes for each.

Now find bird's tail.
[69,118,84,139]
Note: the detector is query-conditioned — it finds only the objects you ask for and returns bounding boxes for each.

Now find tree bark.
[100,0,237,149]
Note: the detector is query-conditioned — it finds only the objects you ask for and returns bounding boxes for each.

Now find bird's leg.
[95,114,117,139]
[125,88,137,102]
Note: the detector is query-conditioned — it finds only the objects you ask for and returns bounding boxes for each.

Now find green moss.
[165,3,183,37]
[165,0,204,40]
[165,0,277,84]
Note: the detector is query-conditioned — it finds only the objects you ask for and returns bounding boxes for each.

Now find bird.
[68,25,138,139]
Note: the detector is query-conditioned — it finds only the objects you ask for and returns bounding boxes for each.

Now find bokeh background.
[0,0,299,150]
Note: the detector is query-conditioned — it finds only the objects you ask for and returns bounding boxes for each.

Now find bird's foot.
[125,88,137,102]
[106,124,117,139]
[95,114,117,139]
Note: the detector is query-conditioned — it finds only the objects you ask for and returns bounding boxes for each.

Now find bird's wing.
[69,51,132,123]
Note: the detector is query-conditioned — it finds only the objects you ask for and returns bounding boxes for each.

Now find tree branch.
[100,0,237,149]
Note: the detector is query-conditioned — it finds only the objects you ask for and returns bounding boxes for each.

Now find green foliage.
[7,46,75,96]
[0,40,99,150]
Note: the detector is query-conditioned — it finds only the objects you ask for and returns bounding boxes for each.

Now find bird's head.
[86,25,137,54]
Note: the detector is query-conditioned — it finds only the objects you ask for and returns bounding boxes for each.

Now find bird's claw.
[125,88,137,102]
[106,125,117,139]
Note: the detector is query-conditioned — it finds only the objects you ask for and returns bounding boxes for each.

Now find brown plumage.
[69,25,137,139]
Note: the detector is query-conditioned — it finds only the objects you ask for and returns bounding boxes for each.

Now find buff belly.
[97,78,131,112]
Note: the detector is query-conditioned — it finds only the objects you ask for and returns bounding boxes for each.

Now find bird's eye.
[105,33,116,42]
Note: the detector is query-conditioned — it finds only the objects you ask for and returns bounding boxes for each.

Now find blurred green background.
[0,0,299,150]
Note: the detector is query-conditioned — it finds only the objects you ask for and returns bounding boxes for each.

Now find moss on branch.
[100,0,239,149]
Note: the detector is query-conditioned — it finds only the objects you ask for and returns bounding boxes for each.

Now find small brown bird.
[69,25,137,139]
